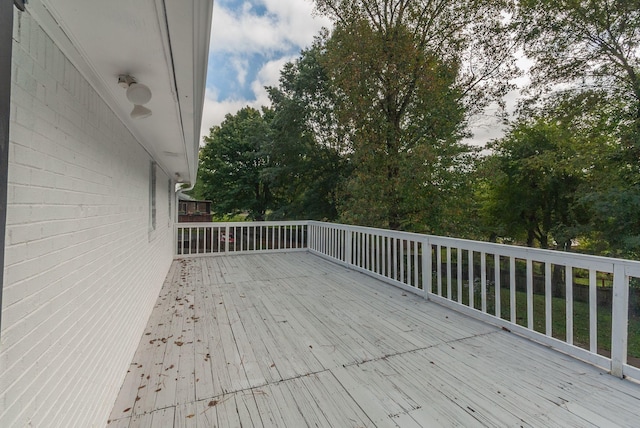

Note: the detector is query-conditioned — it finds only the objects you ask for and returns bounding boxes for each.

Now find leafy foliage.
[514,1,640,256]
[480,119,587,248]
[264,39,351,220]
[194,107,273,221]
[515,0,640,120]
[312,0,517,231]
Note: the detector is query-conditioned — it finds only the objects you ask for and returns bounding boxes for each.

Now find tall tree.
[313,0,517,231]
[264,38,351,220]
[480,92,617,249]
[194,107,273,221]
[516,0,640,121]
[515,0,640,256]
[481,120,583,249]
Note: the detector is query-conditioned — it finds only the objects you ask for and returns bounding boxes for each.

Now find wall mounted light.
[14,0,27,12]
[118,74,152,119]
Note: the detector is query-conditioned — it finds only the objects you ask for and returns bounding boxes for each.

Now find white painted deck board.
[109,252,640,427]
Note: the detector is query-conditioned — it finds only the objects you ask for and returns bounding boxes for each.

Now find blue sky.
[200,0,524,146]
[200,0,331,141]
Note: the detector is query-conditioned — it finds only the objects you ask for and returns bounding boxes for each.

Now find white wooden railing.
[175,221,308,256]
[175,220,640,380]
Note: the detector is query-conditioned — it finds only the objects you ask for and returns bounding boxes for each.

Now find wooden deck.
[108,252,640,427]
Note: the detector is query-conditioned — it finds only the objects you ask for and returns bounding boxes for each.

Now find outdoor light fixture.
[118,74,152,119]
[14,0,27,12]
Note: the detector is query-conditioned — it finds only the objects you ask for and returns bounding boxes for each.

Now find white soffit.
[25,0,213,184]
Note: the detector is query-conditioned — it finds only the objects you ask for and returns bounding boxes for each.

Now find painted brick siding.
[1,11,175,427]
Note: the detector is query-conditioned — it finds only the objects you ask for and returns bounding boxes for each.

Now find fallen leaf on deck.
[208,400,218,407]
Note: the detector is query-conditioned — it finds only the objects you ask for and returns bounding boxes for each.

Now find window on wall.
[149,162,156,232]
[168,179,172,226]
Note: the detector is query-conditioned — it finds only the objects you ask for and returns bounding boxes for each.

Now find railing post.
[174,225,178,256]
[611,263,629,378]
[224,225,230,253]
[422,236,431,299]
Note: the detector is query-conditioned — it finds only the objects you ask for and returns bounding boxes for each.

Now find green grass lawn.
[440,279,640,361]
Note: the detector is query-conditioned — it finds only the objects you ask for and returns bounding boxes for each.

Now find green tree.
[515,0,640,121]
[514,1,640,256]
[480,118,588,249]
[313,0,517,231]
[194,107,273,221]
[264,38,351,220]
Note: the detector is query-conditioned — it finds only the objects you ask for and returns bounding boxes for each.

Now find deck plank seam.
[123,328,509,418]
[337,329,504,369]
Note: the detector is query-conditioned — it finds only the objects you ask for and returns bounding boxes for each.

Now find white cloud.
[200,57,296,142]
[230,57,249,86]
[200,89,249,144]
[201,1,331,142]
[210,0,330,54]
[250,56,296,105]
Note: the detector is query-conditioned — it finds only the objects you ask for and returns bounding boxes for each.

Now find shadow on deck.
[108,252,640,427]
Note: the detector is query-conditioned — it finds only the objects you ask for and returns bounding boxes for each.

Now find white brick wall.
[1,11,176,427]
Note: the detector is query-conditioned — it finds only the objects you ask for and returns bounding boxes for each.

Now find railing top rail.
[176,221,309,227]
[307,220,640,273]
[176,220,640,272]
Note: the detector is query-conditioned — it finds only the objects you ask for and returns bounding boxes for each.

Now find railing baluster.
[457,248,463,304]
[468,250,474,309]
[386,236,391,278]
[527,258,533,330]
[545,262,552,336]
[566,266,574,345]
[365,233,370,270]
[589,269,597,353]
[400,239,405,284]
[481,252,487,313]
[374,235,379,274]
[346,229,352,265]
[495,254,501,318]
[424,240,432,294]
[414,240,419,288]
[390,237,395,279]
[363,232,367,268]
[510,257,516,323]
[447,247,452,299]
[437,245,442,296]
[408,240,413,285]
